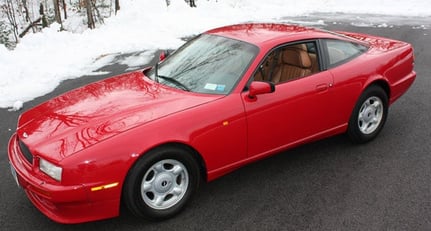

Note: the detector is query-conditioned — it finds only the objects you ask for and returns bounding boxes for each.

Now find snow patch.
[8,101,23,111]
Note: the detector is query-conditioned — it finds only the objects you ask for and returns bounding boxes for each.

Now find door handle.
[316,83,329,92]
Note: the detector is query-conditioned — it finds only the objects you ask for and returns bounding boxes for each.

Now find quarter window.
[325,39,367,67]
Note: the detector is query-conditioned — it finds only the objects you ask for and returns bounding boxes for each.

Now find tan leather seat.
[272,48,312,83]
[292,43,319,73]
[309,53,319,73]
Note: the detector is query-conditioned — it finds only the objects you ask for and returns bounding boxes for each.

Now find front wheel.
[347,85,388,143]
[123,146,200,220]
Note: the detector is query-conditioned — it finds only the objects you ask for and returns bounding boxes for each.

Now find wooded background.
[0,0,199,48]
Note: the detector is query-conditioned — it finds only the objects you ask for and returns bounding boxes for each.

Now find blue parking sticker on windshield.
[204,83,226,92]
[216,85,225,92]
[204,83,217,90]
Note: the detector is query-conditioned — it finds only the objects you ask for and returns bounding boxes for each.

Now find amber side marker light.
[91,182,119,192]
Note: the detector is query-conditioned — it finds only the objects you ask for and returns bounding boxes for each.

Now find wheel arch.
[159,142,208,182]
[346,78,390,126]
[347,81,389,143]
[364,79,390,100]
[124,142,208,187]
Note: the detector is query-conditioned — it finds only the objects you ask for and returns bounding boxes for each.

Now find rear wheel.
[123,146,200,220]
[348,85,388,143]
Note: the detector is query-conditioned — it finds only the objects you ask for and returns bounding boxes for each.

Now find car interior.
[254,42,319,84]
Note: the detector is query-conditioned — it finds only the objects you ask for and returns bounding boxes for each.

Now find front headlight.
[39,158,62,182]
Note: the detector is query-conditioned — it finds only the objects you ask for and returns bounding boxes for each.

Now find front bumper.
[8,133,119,224]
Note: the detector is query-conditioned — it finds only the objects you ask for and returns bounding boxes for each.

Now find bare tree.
[21,0,35,33]
[19,17,42,38]
[40,3,48,28]
[21,0,31,22]
[85,0,95,29]
[53,0,62,24]
[189,0,196,7]
[115,0,120,15]
[61,0,67,19]
[91,0,103,24]
[2,0,19,43]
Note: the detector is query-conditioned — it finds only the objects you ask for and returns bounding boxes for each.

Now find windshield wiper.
[154,61,190,91]
[157,74,191,92]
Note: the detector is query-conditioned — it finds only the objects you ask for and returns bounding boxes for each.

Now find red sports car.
[8,23,415,223]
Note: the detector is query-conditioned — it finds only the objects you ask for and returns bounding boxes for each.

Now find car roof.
[204,23,351,47]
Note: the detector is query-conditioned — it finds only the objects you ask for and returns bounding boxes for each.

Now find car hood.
[16,71,221,161]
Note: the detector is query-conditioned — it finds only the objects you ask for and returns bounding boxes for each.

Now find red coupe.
[8,23,416,223]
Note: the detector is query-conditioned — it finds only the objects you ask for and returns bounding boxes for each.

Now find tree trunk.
[21,0,36,33]
[115,0,120,15]
[189,0,196,7]
[21,0,31,22]
[85,0,95,29]
[39,3,48,28]
[62,0,67,20]
[19,17,42,38]
[53,0,62,25]
[91,0,104,24]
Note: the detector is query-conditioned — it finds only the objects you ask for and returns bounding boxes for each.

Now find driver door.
[242,42,336,157]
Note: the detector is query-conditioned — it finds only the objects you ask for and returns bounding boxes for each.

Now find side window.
[253,41,320,84]
[325,39,368,67]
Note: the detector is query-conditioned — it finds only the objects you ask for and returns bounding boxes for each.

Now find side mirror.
[159,50,170,61]
[247,81,275,100]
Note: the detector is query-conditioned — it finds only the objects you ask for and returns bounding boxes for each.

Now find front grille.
[18,139,33,164]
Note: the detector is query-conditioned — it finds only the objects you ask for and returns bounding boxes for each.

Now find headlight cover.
[39,158,62,181]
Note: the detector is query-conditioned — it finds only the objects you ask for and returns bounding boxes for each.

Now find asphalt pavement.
[1,19,430,231]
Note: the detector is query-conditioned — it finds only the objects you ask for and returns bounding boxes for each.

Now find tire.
[347,85,388,143]
[123,146,200,220]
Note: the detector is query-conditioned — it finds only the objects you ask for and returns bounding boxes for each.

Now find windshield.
[147,34,258,94]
